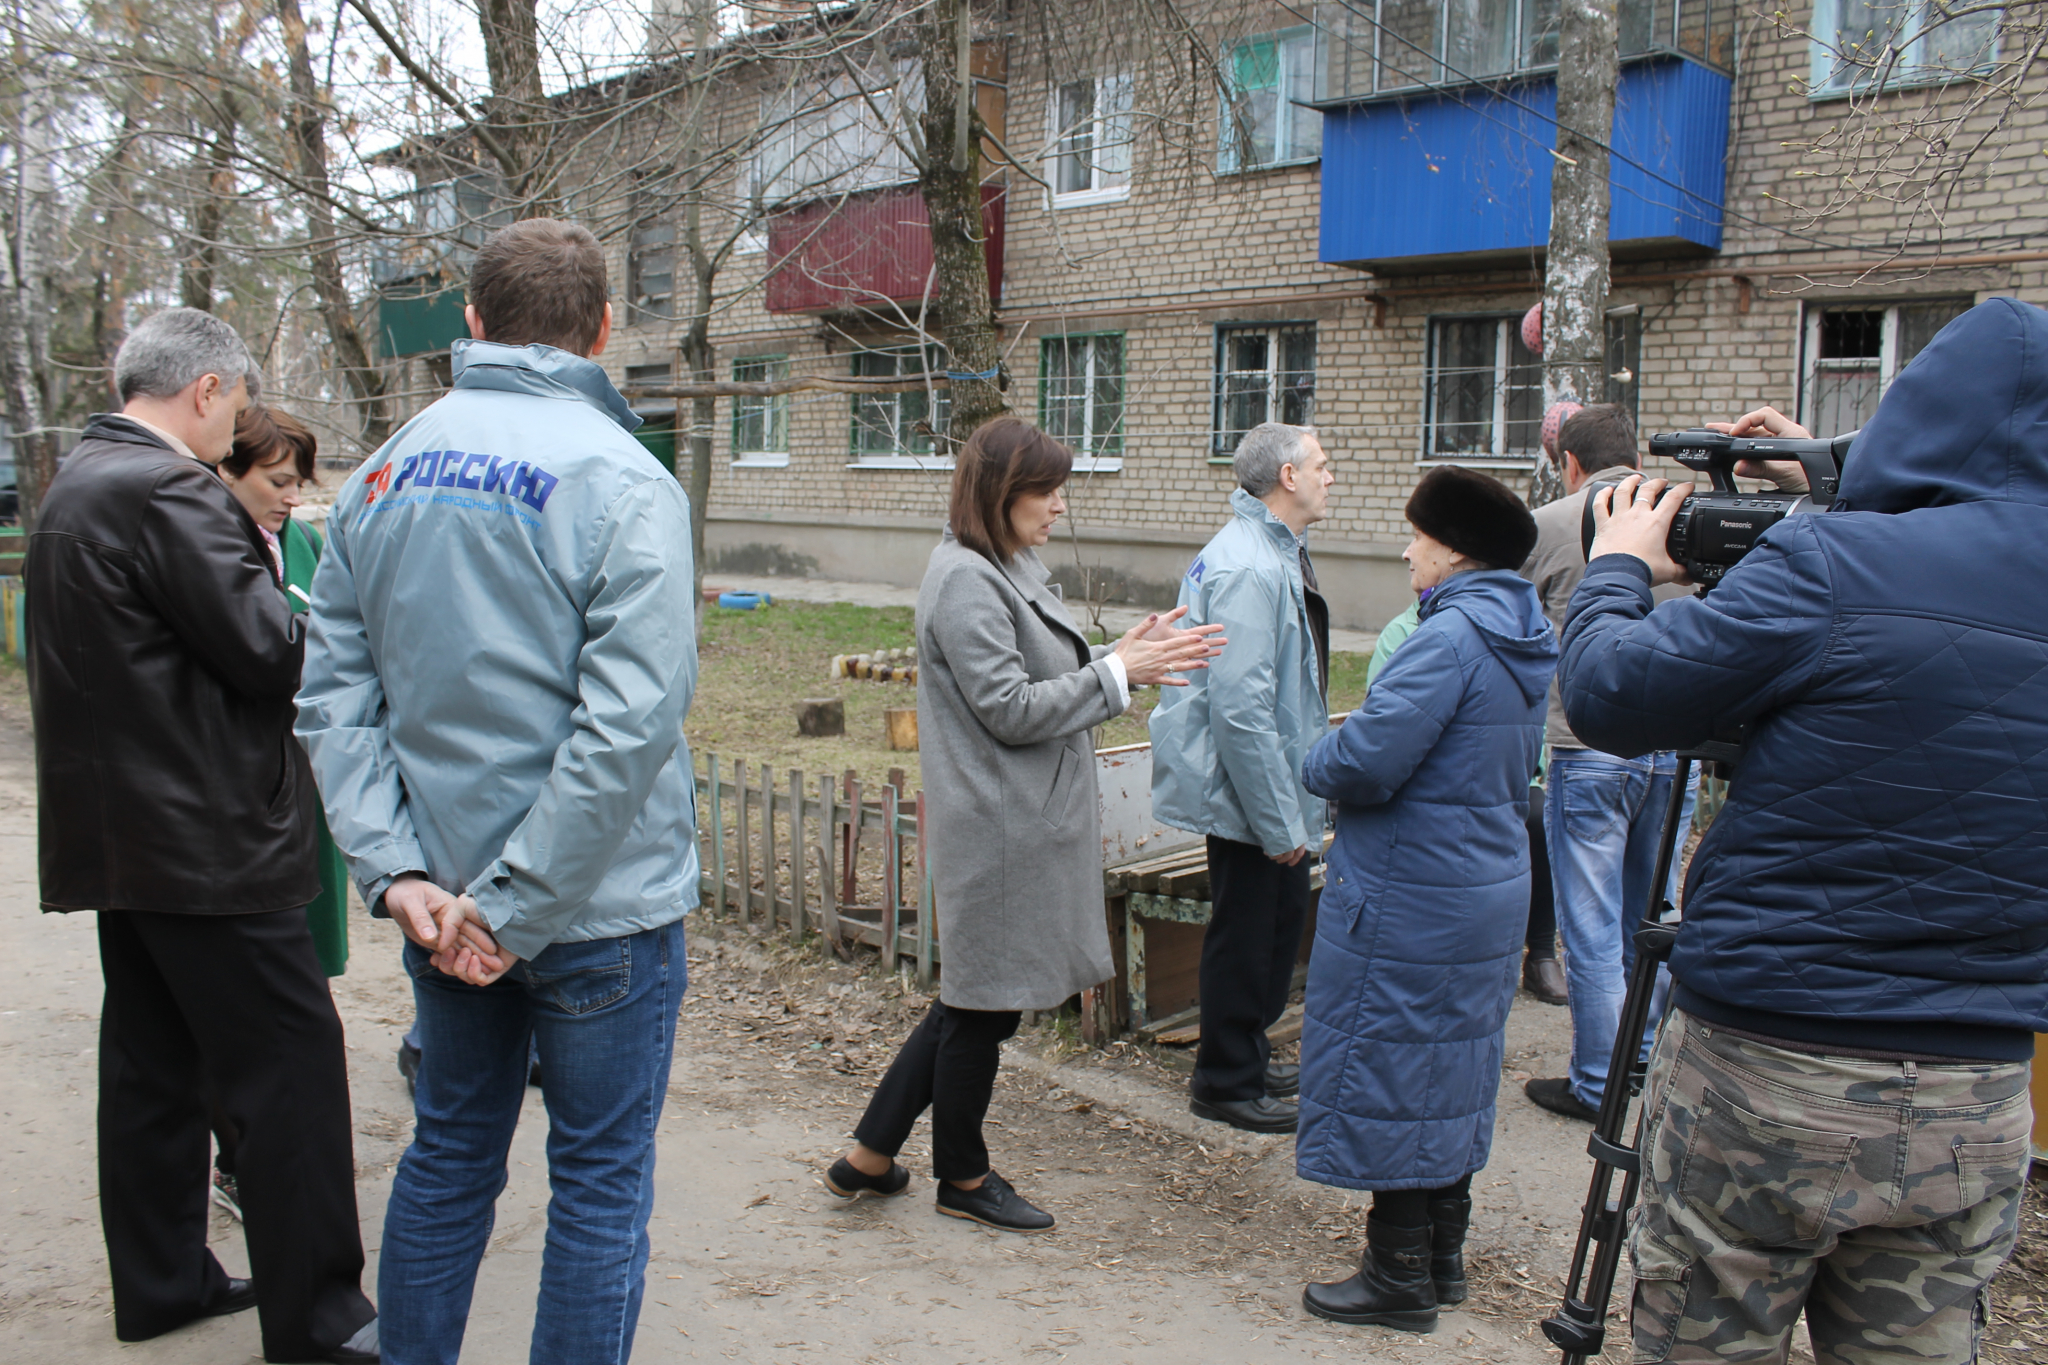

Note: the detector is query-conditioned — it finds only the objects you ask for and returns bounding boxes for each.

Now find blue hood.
[1420,569,1558,704]
[451,338,643,433]
[1836,297,2048,514]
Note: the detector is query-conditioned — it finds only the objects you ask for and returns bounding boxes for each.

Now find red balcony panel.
[765,183,1005,315]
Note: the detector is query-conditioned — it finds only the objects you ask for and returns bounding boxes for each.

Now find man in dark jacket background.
[1560,296,2047,1363]
[28,307,377,1363]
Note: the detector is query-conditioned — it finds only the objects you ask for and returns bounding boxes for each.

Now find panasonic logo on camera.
[1718,519,1755,529]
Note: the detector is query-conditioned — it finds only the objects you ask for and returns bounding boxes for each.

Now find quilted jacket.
[1295,569,1556,1191]
[1559,297,2048,1062]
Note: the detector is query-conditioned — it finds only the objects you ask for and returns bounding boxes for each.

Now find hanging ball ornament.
[1521,301,1544,355]
[1541,399,1583,460]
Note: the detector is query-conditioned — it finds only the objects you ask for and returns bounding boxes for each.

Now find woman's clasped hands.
[1111,605,1226,687]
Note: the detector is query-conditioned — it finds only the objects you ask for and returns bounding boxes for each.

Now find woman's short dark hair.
[468,218,609,355]
[949,417,1074,564]
[224,406,318,481]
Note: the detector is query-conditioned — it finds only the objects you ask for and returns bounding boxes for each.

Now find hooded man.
[1560,297,2048,1364]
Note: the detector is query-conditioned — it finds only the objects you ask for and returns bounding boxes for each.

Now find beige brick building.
[382,0,2047,631]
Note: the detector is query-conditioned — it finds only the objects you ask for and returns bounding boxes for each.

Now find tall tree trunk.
[3,3,59,529]
[278,0,390,449]
[680,195,715,634]
[916,0,1006,445]
[178,91,238,311]
[478,0,555,215]
[1535,0,1617,508]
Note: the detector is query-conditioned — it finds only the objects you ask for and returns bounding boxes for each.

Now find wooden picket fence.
[693,751,938,986]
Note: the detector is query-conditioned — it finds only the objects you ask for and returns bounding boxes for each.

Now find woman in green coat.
[220,408,350,978]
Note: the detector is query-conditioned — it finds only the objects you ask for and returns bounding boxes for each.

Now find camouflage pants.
[1629,1009,2031,1364]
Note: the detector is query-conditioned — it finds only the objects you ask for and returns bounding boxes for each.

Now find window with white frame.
[731,357,790,466]
[1425,315,1543,460]
[1219,27,1323,172]
[851,346,950,463]
[1807,0,1999,97]
[1801,298,1971,434]
[756,62,921,206]
[1041,333,1125,466]
[1214,324,1316,457]
[1050,73,1134,204]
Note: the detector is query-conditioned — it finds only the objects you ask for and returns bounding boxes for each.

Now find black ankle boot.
[1427,1195,1471,1306]
[1301,1214,1438,1333]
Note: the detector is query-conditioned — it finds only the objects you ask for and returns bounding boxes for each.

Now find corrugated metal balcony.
[1316,54,1731,271]
[764,183,1006,315]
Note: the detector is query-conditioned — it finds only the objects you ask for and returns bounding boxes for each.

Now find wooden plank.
[1266,1003,1305,1048]
[760,763,776,925]
[707,752,725,913]
[1135,1004,1203,1044]
[914,790,934,987]
[819,773,840,947]
[841,771,861,909]
[735,759,751,928]
[1158,866,1211,900]
[880,783,901,970]
[789,768,807,935]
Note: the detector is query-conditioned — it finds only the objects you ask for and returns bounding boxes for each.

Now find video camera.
[1578,429,1857,588]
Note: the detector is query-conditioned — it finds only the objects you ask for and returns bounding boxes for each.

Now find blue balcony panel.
[1319,56,1730,272]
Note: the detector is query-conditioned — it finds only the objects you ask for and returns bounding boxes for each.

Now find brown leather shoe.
[1523,952,1568,1005]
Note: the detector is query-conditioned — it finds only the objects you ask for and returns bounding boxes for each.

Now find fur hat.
[1405,466,1539,571]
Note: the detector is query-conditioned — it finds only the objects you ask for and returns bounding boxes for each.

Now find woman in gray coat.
[824,417,1222,1232]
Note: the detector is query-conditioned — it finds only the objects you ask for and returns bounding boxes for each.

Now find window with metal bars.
[1213,324,1316,458]
[1800,298,1971,435]
[1040,334,1125,465]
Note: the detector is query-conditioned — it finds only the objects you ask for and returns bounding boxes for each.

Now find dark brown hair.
[949,417,1074,563]
[468,218,609,355]
[1556,403,1640,477]
[224,406,318,481]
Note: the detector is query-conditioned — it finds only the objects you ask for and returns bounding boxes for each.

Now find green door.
[633,418,677,476]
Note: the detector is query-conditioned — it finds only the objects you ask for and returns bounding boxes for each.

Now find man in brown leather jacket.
[27,307,378,1363]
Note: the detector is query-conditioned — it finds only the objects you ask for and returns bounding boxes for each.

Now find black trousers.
[97,909,374,1360]
[1526,783,1558,956]
[1194,835,1311,1102]
[853,1000,1021,1182]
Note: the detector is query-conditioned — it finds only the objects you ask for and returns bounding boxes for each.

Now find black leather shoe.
[201,1277,257,1319]
[1190,1094,1298,1134]
[1303,1215,1438,1332]
[325,1315,379,1363]
[936,1170,1054,1233]
[1265,1062,1300,1099]
[1523,953,1569,1006]
[1526,1076,1600,1123]
[1427,1195,1472,1306]
[824,1156,911,1199]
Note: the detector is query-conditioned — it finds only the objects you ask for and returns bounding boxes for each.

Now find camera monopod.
[1540,736,1743,1364]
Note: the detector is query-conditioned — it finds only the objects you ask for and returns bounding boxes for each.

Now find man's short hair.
[469,219,609,355]
[1557,404,1639,476]
[1233,422,1319,497]
[114,308,262,404]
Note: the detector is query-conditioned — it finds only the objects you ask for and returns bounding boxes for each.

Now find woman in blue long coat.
[1297,466,1557,1334]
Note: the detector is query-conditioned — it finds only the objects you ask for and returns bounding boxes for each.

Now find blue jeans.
[1546,750,1693,1110]
[379,922,687,1365]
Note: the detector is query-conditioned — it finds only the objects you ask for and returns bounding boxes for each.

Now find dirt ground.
[4,641,2046,1363]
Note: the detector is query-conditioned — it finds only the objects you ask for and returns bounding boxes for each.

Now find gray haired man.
[1149,423,1334,1133]
[27,308,378,1362]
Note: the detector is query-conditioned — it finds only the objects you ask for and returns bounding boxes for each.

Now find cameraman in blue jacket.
[1559,297,2048,1364]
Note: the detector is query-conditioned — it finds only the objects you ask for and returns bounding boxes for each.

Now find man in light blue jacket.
[1150,422,1332,1134]
[297,219,696,1365]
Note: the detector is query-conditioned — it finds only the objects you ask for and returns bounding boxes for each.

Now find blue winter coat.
[1296,570,1558,1191]
[1559,297,2048,1063]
